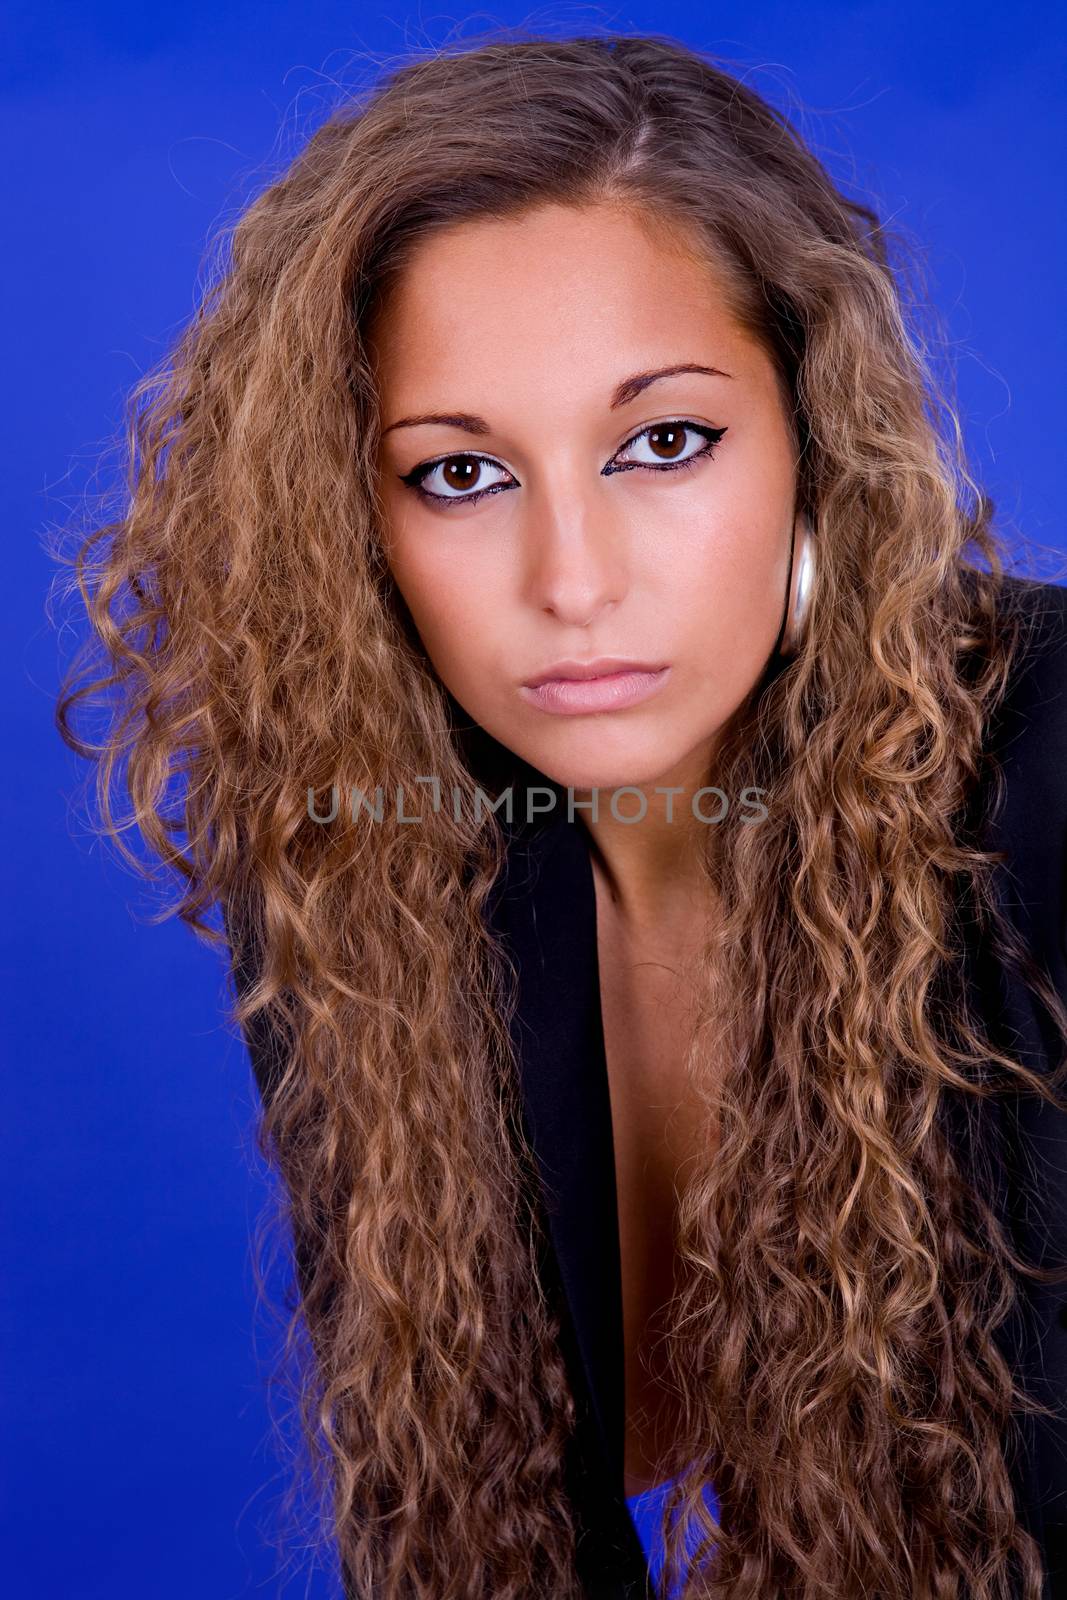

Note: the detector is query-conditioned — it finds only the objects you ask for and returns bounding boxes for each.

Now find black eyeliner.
[399,422,728,508]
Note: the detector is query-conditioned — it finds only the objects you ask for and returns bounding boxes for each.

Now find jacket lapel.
[487,802,625,1482]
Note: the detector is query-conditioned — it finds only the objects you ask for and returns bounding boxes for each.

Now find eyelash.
[398,422,728,509]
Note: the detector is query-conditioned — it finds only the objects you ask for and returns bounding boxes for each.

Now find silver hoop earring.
[777,513,816,659]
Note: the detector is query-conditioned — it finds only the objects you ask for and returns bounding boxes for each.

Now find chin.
[526,741,688,798]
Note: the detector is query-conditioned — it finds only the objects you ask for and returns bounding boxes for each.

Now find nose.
[524,496,626,628]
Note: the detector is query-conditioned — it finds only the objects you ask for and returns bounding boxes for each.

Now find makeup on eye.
[396,420,729,509]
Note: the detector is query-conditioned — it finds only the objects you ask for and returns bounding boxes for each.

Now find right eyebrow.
[380,361,734,436]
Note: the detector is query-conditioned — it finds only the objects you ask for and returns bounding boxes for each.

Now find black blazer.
[235,574,1067,1599]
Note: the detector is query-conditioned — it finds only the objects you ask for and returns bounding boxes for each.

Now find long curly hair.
[51,27,1067,1600]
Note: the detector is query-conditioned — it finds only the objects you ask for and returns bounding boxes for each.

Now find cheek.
[673,518,790,662]
[391,545,501,682]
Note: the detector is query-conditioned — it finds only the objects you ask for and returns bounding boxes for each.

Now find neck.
[572,740,721,928]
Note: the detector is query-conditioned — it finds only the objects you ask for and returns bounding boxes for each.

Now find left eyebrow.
[380,362,734,436]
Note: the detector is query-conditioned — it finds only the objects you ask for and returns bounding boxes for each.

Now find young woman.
[54,29,1067,1600]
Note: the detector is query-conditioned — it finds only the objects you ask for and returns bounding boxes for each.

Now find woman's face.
[369,200,798,795]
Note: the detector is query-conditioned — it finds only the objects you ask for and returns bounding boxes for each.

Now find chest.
[593,891,719,1496]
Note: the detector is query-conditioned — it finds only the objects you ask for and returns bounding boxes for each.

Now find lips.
[522,657,668,688]
[519,662,672,716]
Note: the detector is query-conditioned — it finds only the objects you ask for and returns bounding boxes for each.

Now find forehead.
[368,201,764,398]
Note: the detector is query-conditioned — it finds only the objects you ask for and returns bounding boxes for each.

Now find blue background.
[5,3,1065,1595]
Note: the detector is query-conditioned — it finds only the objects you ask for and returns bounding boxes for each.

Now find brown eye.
[403,453,513,503]
[441,456,485,491]
[645,425,688,461]
[613,421,726,473]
